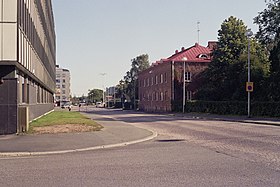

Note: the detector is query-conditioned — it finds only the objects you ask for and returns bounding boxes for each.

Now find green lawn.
[29,111,103,133]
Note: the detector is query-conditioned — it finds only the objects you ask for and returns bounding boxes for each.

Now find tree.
[255,0,280,101]
[122,54,150,104]
[88,89,103,103]
[254,0,280,48]
[197,16,247,101]
[196,16,269,101]
[267,41,280,101]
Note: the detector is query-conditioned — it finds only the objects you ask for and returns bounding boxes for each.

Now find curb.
[182,115,280,127]
[0,129,158,157]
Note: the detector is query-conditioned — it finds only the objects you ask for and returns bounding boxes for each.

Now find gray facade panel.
[0,79,17,134]
[29,103,53,121]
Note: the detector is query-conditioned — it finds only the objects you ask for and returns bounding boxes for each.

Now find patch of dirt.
[33,124,99,134]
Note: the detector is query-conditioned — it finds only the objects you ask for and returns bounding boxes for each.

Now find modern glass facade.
[0,0,56,134]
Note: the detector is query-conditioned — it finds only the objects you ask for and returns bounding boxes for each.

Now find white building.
[55,65,71,105]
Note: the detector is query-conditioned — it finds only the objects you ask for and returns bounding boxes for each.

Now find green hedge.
[172,101,280,117]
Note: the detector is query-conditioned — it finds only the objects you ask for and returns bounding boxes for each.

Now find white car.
[96,102,104,108]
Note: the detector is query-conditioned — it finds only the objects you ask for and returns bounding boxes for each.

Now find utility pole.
[197,21,200,44]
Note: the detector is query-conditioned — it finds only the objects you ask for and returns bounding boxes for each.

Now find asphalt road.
[0,108,280,186]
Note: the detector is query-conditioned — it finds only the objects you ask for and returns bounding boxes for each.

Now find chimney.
[175,50,179,54]
[207,41,217,50]
[181,47,185,51]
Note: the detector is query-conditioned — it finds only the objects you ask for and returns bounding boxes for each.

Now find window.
[186,91,192,101]
[62,85,65,88]
[185,72,192,82]
[151,77,154,85]
[153,92,156,101]
[160,92,164,101]
[63,79,66,83]
[198,54,208,59]
[155,75,158,84]
[164,73,167,83]
[160,74,163,83]
[56,79,60,83]
[156,92,159,101]
[165,91,168,100]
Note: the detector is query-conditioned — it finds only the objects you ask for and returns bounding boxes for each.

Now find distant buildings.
[55,65,71,106]
[0,0,56,134]
[138,42,216,112]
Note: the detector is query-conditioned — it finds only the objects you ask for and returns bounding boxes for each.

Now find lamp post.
[119,80,125,109]
[100,73,106,107]
[245,29,253,118]
[182,57,187,113]
[131,71,137,110]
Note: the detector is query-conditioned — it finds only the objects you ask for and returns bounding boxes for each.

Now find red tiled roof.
[167,43,213,62]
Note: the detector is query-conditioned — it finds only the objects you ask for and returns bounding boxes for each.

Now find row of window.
[56,89,66,94]
[56,74,66,78]
[140,91,169,101]
[140,73,168,87]
[56,79,66,83]
[56,84,66,89]
[141,90,193,102]
[140,71,192,88]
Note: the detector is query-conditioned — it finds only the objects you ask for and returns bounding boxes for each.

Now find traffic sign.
[246,82,254,92]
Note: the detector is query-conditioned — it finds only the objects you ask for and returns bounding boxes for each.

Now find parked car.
[61,103,72,109]
[96,102,104,108]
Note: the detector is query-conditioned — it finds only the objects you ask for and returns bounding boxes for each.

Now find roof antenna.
[197,21,200,44]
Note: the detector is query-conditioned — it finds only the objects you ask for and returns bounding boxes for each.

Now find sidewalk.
[0,121,156,157]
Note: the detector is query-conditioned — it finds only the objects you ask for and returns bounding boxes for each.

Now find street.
[0,108,280,186]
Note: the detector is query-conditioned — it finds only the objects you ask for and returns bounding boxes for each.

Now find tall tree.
[197,16,247,101]
[268,42,280,101]
[123,54,150,103]
[254,0,280,48]
[197,16,269,101]
[88,89,103,103]
[255,0,280,101]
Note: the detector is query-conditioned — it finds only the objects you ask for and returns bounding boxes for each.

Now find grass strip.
[28,111,103,133]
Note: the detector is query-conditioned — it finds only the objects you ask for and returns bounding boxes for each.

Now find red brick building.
[138,42,216,112]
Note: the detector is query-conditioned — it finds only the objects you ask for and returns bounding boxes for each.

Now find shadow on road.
[83,108,209,124]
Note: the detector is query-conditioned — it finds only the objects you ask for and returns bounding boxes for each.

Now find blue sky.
[52,0,267,96]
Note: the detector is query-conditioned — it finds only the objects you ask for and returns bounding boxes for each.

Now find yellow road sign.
[246,82,254,92]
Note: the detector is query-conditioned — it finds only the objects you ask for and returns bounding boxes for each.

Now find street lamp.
[100,73,106,107]
[245,29,253,118]
[132,71,136,110]
[119,80,125,109]
[182,57,188,113]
